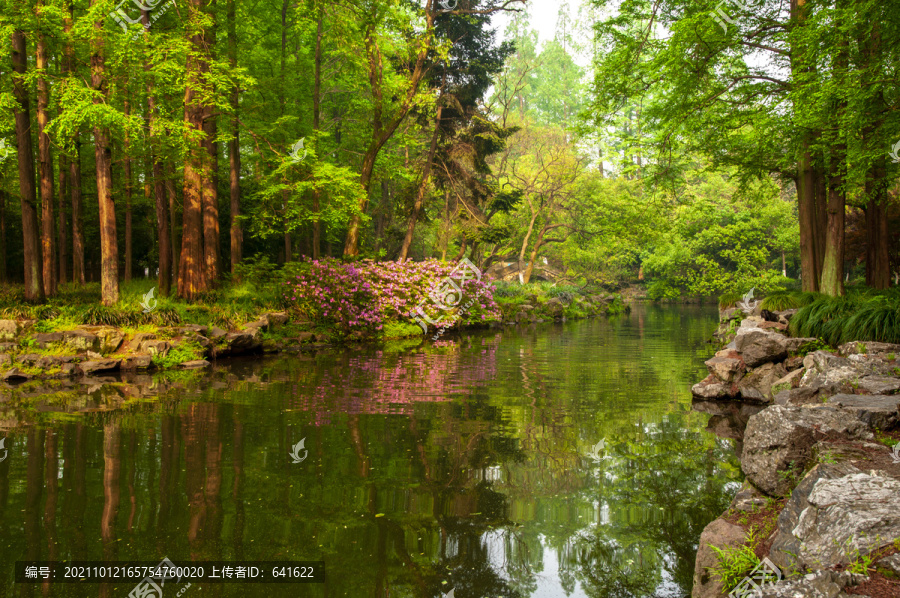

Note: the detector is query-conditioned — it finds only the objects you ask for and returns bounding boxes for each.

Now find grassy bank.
[717,287,900,346]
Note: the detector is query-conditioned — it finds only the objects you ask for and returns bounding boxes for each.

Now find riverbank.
[0,277,626,385]
[690,306,900,597]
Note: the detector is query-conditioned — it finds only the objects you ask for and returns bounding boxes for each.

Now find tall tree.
[36,0,57,296]
[202,1,220,283]
[227,0,242,270]
[178,0,212,299]
[11,29,44,302]
[89,0,119,304]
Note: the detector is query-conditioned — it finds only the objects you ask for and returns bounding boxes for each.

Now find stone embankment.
[691,308,900,598]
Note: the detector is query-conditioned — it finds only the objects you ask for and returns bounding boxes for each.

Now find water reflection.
[0,305,740,597]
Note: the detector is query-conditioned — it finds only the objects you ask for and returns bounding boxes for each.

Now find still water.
[0,304,741,598]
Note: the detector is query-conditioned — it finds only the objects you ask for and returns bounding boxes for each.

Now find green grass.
[759,291,821,311]
[790,290,900,345]
[718,292,743,310]
[710,529,762,591]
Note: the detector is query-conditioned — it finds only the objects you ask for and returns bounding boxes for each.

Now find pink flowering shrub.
[283,258,501,334]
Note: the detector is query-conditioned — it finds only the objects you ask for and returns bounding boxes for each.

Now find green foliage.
[790,291,900,345]
[718,292,742,310]
[795,339,830,356]
[648,280,680,301]
[151,342,205,369]
[710,537,760,591]
[759,291,820,311]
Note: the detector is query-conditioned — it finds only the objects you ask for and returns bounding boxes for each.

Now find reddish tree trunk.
[58,155,68,284]
[70,142,86,285]
[227,0,242,270]
[90,0,120,305]
[11,29,44,302]
[37,15,57,296]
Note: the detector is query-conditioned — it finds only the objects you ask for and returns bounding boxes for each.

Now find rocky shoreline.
[690,308,900,597]
[0,291,624,386]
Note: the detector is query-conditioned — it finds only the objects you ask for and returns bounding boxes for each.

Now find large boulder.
[769,367,805,398]
[855,375,900,395]
[769,463,900,573]
[800,351,861,389]
[80,359,121,375]
[691,518,748,598]
[0,320,20,342]
[735,330,788,367]
[63,330,99,352]
[757,570,866,598]
[773,386,825,407]
[825,394,900,430]
[32,332,64,348]
[705,349,746,383]
[691,374,738,400]
[838,341,900,359]
[738,362,787,402]
[741,405,871,496]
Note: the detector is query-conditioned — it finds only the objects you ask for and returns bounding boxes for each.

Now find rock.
[243,319,267,331]
[121,355,152,370]
[826,394,900,430]
[730,480,769,512]
[128,332,156,351]
[705,349,746,383]
[784,356,804,371]
[88,327,125,353]
[758,321,788,331]
[80,359,121,375]
[735,330,788,367]
[781,337,820,354]
[296,332,316,343]
[32,332,64,347]
[838,341,900,358]
[769,463,900,572]
[221,331,260,355]
[139,339,171,357]
[877,553,900,576]
[35,355,75,368]
[738,362,788,402]
[208,326,227,339]
[855,375,900,395]
[2,368,31,381]
[264,312,289,327]
[691,373,738,400]
[770,368,805,398]
[757,569,866,598]
[261,338,282,353]
[15,353,41,365]
[0,343,16,352]
[773,387,826,406]
[691,518,748,598]
[545,298,565,316]
[0,354,10,366]
[777,309,799,322]
[63,330,99,352]
[179,324,208,336]
[86,350,103,360]
[800,351,862,389]
[61,363,80,376]
[741,405,871,496]
[0,320,21,341]
[179,359,209,369]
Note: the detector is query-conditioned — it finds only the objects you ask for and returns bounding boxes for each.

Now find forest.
[0,0,898,309]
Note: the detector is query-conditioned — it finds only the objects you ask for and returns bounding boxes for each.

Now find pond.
[0,304,741,598]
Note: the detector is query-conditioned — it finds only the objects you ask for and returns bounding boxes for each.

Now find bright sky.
[491,0,564,47]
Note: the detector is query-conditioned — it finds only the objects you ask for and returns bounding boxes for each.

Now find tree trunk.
[796,154,819,291]
[399,105,443,261]
[143,7,171,296]
[58,155,68,284]
[227,0,242,271]
[124,100,133,282]
[819,181,845,296]
[167,162,179,280]
[0,190,6,282]
[11,29,44,302]
[177,0,211,300]
[311,6,323,259]
[70,142,85,285]
[90,0,120,305]
[37,12,57,296]
[202,8,219,285]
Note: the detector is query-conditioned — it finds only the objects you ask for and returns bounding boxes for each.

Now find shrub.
[760,291,820,311]
[718,292,743,310]
[283,258,501,335]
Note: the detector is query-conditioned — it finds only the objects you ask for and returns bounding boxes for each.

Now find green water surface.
[0,304,741,598]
